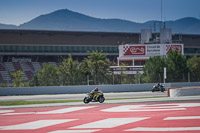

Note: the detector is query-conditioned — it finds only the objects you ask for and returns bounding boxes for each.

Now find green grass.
[0,96,167,106]
[0,100,82,106]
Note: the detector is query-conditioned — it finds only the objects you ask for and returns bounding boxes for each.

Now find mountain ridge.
[0,9,200,34]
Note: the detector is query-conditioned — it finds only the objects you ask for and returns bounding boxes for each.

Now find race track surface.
[0,91,166,102]
[0,101,200,133]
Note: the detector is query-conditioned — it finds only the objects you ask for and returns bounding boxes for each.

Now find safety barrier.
[0,82,200,96]
[169,86,200,97]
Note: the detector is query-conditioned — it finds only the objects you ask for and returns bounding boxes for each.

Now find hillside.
[0,9,200,34]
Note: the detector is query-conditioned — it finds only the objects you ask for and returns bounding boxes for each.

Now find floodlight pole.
[188,72,190,82]
[164,67,166,84]
[87,75,89,85]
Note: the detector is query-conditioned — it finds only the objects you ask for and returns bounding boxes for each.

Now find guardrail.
[0,82,200,96]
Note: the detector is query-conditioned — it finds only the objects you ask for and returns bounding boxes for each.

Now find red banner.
[124,46,146,55]
[166,45,182,54]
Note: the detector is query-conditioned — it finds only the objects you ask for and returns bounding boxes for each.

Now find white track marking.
[2,106,96,115]
[48,129,101,133]
[101,105,185,112]
[71,117,149,129]
[37,106,96,114]
[0,119,77,130]
[156,103,200,107]
[164,116,200,120]
[101,103,200,112]
[0,110,14,114]
[125,127,200,131]
[2,112,35,115]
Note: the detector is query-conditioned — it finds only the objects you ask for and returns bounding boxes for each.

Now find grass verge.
[0,100,82,106]
[0,96,167,106]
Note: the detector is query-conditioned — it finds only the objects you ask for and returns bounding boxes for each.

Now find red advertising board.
[124,46,146,55]
[166,44,182,54]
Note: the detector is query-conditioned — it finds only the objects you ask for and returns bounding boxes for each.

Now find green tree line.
[142,51,200,83]
[11,50,200,87]
[29,51,110,86]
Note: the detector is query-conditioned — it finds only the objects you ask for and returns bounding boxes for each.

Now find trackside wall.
[0,82,200,96]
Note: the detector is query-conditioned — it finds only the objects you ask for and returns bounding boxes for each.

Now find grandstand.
[0,29,200,83]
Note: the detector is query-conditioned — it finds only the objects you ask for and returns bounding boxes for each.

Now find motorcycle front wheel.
[98,96,105,103]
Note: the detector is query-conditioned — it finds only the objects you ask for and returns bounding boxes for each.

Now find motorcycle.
[152,84,165,92]
[83,91,105,104]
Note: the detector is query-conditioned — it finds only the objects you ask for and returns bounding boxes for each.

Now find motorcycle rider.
[152,83,165,92]
[90,87,99,101]
[156,83,161,89]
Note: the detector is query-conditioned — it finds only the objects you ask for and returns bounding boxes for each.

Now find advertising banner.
[146,44,164,56]
[166,44,183,54]
[120,44,183,57]
[123,45,145,55]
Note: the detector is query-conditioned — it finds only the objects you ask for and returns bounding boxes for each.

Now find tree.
[37,63,60,86]
[187,55,200,81]
[166,51,188,82]
[57,54,80,85]
[142,56,165,83]
[118,63,133,84]
[134,71,142,84]
[11,70,24,87]
[86,51,109,84]
[80,58,92,85]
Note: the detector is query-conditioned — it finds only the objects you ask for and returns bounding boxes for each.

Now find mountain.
[1,9,200,34]
[19,9,141,32]
[0,23,17,29]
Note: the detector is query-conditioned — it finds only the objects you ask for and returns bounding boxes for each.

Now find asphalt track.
[0,91,166,101]
[0,101,200,133]
[0,92,200,133]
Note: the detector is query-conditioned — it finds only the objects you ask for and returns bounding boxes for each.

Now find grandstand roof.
[0,29,200,48]
[0,29,139,46]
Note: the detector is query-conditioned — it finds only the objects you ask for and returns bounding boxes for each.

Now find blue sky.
[0,0,200,26]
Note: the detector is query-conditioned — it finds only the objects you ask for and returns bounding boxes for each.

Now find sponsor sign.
[120,44,183,57]
[146,44,163,56]
[166,44,183,54]
[12,57,32,62]
[124,45,145,55]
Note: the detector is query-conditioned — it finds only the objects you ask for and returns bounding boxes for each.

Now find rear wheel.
[83,97,90,104]
[161,88,165,92]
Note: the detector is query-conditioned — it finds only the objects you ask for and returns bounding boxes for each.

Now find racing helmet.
[94,87,98,91]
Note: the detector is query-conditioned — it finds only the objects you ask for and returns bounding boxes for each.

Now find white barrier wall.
[170,87,200,97]
[0,82,200,96]
[0,84,155,96]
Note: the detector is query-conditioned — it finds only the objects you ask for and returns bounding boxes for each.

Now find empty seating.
[20,62,34,72]
[0,71,11,81]
[25,71,33,80]
[0,63,6,71]
[32,62,42,72]
[48,62,57,67]
[0,73,3,81]
[4,62,15,72]
[26,62,35,71]
[21,73,28,81]
[0,61,60,83]
[12,62,22,71]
